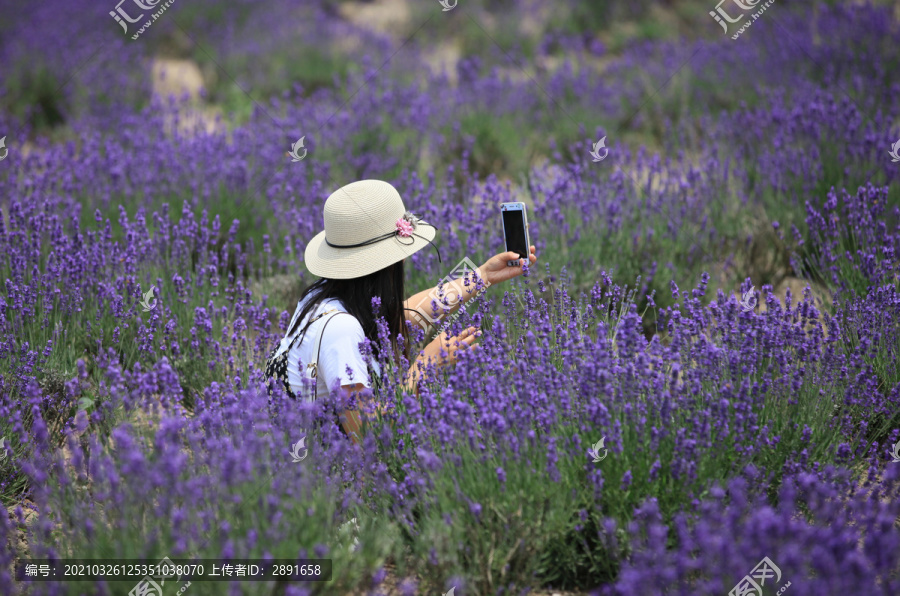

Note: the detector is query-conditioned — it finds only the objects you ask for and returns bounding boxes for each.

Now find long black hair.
[289,259,410,363]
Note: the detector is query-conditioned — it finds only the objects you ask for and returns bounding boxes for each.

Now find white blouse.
[273,297,379,403]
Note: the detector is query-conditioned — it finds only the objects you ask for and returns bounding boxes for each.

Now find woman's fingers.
[458,326,479,339]
[500,251,520,261]
[442,326,477,343]
[458,334,478,349]
[438,326,481,353]
[502,248,536,268]
[460,328,480,345]
[419,326,483,368]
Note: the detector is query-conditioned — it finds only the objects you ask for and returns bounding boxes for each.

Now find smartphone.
[501,202,530,262]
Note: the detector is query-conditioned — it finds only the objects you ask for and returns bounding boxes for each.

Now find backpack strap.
[306,309,352,383]
[276,305,331,358]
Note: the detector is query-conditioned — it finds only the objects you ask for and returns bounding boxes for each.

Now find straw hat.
[304,179,439,279]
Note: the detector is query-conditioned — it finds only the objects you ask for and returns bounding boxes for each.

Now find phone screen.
[502,208,528,259]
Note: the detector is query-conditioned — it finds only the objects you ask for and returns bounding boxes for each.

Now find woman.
[265,179,537,444]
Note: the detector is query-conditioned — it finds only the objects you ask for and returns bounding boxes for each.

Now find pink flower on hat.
[396,213,416,238]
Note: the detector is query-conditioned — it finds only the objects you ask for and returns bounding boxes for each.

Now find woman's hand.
[338,383,377,446]
[407,326,481,389]
[419,325,481,367]
[479,245,537,286]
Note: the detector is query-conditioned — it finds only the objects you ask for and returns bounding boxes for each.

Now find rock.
[725,277,833,340]
[519,1,553,37]
[150,58,225,136]
[151,58,206,102]
[755,276,832,313]
[6,500,38,561]
[422,40,463,86]
[164,105,226,137]
[337,0,411,37]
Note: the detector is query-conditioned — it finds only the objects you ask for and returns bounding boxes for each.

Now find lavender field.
[1,0,900,594]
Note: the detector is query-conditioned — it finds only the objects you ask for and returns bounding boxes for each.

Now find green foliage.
[2,62,66,132]
[200,44,357,125]
[384,438,584,593]
[40,421,396,595]
[349,272,871,592]
[457,110,531,179]
[0,201,268,504]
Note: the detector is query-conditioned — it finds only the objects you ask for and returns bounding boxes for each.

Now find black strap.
[305,310,354,439]
[310,311,352,380]
[284,307,334,354]
[323,217,442,264]
[325,230,442,264]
